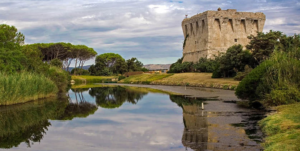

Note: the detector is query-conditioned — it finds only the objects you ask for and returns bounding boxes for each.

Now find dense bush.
[169,45,255,78]
[236,37,300,106]
[247,30,283,63]
[234,65,253,81]
[235,60,273,101]
[213,45,256,78]
[168,58,194,73]
[0,48,27,74]
[44,66,70,92]
[90,53,145,76]
[193,57,219,72]
[50,58,63,68]
[118,75,126,81]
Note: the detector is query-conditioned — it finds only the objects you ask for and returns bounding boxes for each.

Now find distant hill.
[143,64,171,70]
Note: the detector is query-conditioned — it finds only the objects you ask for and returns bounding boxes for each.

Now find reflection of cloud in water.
[11,93,186,151]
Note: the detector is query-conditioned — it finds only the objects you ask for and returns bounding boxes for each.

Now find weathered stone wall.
[182,9,266,62]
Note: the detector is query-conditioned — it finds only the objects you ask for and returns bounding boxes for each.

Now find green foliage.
[44,66,70,92]
[0,72,58,105]
[234,65,253,81]
[126,57,143,72]
[100,67,113,76]
[50,58,63,68]
[93,53,127,75]
[168,57,193,73]
[141,67,149,72]
[259,50,300,105]
[95,53,124,67]
[193,57,220,73]
[236,34,300,106]
[170,45,254,77]
[0,24,25,50]
[0,48,27,74]
[217,45,256,77]
[91,54,146,76]
[235,60,273,101]
[259,103,300,151]
[247,30,283,63]
[71,68,89,75]
[118,75,126,81]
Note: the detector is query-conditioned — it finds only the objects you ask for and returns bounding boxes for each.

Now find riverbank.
[119,73,239,90]
[259,103,300,151]
[71,75,118,84]
[105,83,299,151]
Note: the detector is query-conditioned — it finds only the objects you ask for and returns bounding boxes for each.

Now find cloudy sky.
[1,0,299,66]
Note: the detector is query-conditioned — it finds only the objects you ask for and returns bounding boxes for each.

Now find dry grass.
[120,73,173,84]
[118,73,239,90]
[152,73,239,89]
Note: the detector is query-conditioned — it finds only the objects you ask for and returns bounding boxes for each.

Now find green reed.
[0,72,58,105]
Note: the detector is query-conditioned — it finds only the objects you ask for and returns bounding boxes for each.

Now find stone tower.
[181,9,266,62]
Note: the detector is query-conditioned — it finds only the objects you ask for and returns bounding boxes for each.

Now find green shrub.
[44,66,70,92]
[236,47,300,106]
[235,60,273,101]
[50,58,63,68]
[193,57,221,73]
[71,68,89,75]
[118,75,126,81]
[0,72,58,105]
[142,81,151,84]
[234,65,253,81]
[260,50,300,105]
[222,85,229,90]
[211,67,222,78]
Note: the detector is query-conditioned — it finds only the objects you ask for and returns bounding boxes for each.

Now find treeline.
[0,24,96,105]
[74,53,148,76]
[24,42,97,73]
[170,30,300,106]
[169,31,288,79]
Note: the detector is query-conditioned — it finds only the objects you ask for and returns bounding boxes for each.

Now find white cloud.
[0,0,299,65]
[266,18,285,25]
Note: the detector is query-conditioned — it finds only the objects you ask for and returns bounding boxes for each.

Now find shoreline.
[100,83,241,101]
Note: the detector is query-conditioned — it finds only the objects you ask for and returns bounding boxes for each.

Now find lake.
[0,85,264,151]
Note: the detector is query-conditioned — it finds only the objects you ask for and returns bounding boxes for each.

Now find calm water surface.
[0,86,264,151]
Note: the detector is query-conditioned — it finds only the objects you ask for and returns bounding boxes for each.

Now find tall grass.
[0,72,58,105]
[259,49,300,105]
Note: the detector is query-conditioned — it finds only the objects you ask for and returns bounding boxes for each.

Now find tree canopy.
[0,24,25,50]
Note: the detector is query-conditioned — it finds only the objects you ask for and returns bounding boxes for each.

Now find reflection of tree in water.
[0,90,98,149]
[170,95,208,151]
[57,88,98,120]
[89,86,148,109]
[0,99,68,148]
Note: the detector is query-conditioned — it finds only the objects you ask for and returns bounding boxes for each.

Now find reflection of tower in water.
[182,104,208,151]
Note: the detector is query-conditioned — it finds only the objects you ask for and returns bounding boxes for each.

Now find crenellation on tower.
[182,9,266,62]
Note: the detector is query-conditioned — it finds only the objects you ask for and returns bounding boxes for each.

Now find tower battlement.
[182,8,266,62]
